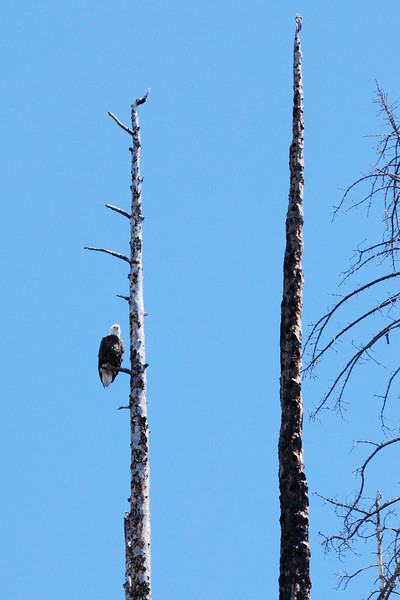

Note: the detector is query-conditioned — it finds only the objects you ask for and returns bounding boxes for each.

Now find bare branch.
[304,272,400,367]
[311,320,400,416]
[338,565,379,590]
[84,246,131,263]
[108,111,134,135]
[342,243,400,281]
[316,492,369,516]
[311,86,400,600]
[319,493,400,547]
[101,363,131,375]
[135,88,150,106]
[376,565,400,600]
[106,204,131,219]
[307,293,400,368]
[379,367,400,425]
[376,82,400,145]
[352,438,400,508]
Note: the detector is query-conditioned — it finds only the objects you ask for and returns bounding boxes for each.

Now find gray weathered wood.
[278,15,311,600]
[123,91,151,600]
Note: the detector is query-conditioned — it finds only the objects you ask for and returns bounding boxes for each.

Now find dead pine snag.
[278,15,311,600]
[120,91,151,600]
[86,89,151,600]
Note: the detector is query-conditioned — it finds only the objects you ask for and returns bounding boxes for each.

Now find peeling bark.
[124,93,152,600]
[278,15,311,600]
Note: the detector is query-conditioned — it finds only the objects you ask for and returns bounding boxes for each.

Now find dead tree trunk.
[278,15,311,600]
[123,92,152,600]
[86,92,151,598]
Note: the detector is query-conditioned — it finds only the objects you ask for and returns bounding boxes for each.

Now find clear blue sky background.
[2,1,400,598]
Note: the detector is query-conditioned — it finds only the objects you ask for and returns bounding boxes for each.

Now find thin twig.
[337,564,379,590]
[84,247,131,263]
[316,492,370,516]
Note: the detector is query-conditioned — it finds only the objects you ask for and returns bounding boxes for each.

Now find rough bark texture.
[278,15,311,600]
[124,95,151,600]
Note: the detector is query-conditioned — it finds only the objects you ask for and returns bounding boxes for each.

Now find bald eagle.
[98,324,125,387]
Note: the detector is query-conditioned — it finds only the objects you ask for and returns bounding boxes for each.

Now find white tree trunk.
[124,93,151,600]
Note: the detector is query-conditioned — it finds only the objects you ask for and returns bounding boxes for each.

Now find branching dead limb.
[305,292,400,370]
[309,87,400,599]
[310,319,400,416]
[108,90,149,136]
[378,367,400,426]
[305,89,400,420]
[304,272,400,367]
[351,438,400,512]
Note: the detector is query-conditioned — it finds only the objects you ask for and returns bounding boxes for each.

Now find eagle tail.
[100,367,115,388]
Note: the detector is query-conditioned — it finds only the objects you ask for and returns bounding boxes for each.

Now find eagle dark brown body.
[98,325,124,387]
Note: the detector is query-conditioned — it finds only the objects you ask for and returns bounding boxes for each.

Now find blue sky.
[2,1,400,598]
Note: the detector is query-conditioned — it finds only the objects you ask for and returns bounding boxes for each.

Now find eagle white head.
[109,324,121,337]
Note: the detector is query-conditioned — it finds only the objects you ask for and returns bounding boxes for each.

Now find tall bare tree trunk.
[124,91,152,600]
[85,92,151,598]
[278,15,311,600]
